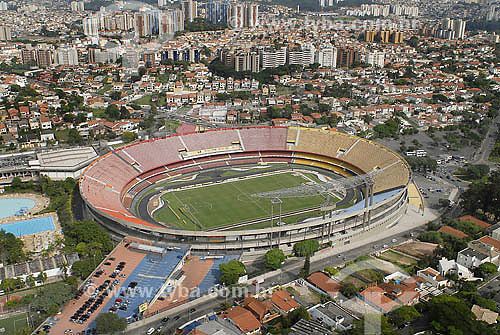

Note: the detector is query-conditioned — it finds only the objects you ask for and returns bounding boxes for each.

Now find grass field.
[0,312,28,333]
[154,171,333,230]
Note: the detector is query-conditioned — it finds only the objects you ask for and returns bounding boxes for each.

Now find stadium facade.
[80,127,411,253]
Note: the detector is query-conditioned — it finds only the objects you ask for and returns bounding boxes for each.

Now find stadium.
[79,126,412,253]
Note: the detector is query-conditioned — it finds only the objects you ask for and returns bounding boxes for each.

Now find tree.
[417,231,443,245]
[95,312,127,334]
[340,282,358,298]
[288,306,310,324]
[122,131,137,143]
[293,239,320,257]
[219,260,246,285]
[388,306,420,327]
[301,255,311,278]
[0,230,26,265]
[106,104,120,120]
[264,248,285,270]
[30,281,74,316]
[67,128,83,145]
[324,266,339,277]
[476,262,498,277]
[427,294,497,335]
[119,105,130,119]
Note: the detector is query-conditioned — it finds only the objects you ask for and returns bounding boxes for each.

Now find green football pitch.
[0,312,28,333]
[154,171,336,230]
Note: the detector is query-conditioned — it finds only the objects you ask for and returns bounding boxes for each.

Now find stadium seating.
[201,161,228,170]
[239,127,287,151]
[116,137,185,171]
[181,130,239,151]
[229,151,260,158]
[372,162,410,193]
[261,157,292,163]
[343,140,399,173]
[227,158,260,166]
[294,129,357,158]
[84,154,137,192]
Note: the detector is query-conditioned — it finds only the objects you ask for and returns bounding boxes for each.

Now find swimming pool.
[0,198,36,219]
[0,216,55,237]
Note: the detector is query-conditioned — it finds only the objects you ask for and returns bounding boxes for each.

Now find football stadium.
[79,126,412,252]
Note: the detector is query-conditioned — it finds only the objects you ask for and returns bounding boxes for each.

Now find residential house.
[222,306,261,335]
[416,267,448,288]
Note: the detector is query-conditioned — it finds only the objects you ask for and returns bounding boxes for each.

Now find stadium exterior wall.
[83,185,409,253]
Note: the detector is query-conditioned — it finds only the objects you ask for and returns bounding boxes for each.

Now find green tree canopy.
[264,248,286,270]
[388,306,420,327]
[95,312,127,334]
[122,131,137,143]
[0,230,26,265]
[293,239,320,257]
[340,282,358,298]
[219,260,246,285]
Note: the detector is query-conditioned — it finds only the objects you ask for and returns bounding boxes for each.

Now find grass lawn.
[55,129,69,142]
[378,250,418,266]
[98,84,112,94]
[133,95,153,105]
[0,312,28,333]
[154,171,330,230]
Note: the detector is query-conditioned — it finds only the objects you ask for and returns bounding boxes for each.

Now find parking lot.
[43,239,155,335]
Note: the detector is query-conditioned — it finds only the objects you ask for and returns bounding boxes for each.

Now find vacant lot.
[394,241,437,259]
[378,250,418,266]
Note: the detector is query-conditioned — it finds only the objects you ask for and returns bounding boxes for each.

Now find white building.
[438,257,475,280]
[70,1,84,11]
[259,47,287,70]
[363,51,385,68]
[83,15,99,37]
[0,1,7,10]
[315,46,337,69]
[55,47,79,66]
[288,44,315,66]
[0,26,11,41]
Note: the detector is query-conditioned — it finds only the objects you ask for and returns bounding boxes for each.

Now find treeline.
[6,177,113,279]
[208,59,302,84]
[184,18,227,32]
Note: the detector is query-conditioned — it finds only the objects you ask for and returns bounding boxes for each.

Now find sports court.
[0,312,28,333]
[154,170,330,230]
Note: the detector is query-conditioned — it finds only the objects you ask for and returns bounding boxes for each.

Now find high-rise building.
[363,51,385,67]
[158,0,168,8]
[245,3,259,28]
[83,15,99,37]
[36,49,53,68]
[288,44,315,66]
[159,9,184,36]
[55,47,79,66]
[21,45,54,67]
[134,10,161,37]
[336,48,359,68]
[0,26,11,41]
[315,45,337,68]
[182,0,197,22]
[453,19,466,40]
[70,1,84,11]
[206,0,230,25]
[437,18,466,40]
[259,47,287,69]
[0,1,8,10]
[229,3,244,28]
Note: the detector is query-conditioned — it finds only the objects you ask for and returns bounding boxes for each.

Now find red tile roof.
[438,225,469,239]
[307,272,340,297]
[457,215,490,229]
[222,306,261,333]
[360,286,400,313]
[271,290,299,313]
[478,236,500,251]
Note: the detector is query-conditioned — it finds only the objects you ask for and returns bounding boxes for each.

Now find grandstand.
[80,126,412,253]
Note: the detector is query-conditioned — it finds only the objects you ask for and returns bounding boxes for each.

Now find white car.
[147,327,156,335]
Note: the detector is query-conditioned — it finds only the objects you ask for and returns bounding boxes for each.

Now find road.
[472,115,500,165]
[128,224,429,335]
